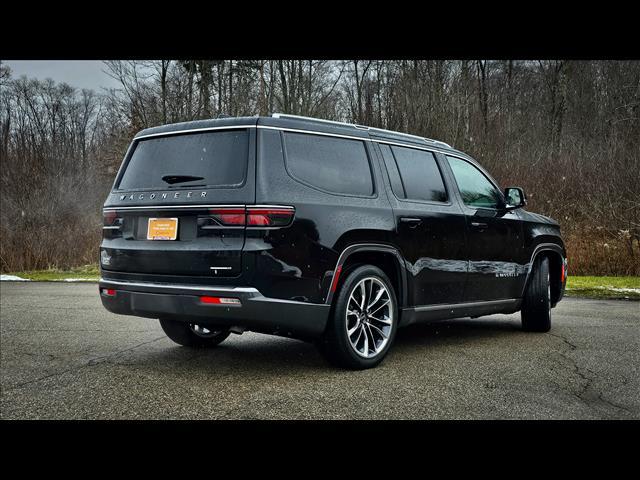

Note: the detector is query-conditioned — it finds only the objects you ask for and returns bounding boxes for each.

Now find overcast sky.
[3,60,122,91]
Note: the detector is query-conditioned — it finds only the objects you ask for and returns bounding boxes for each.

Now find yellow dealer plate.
[147,218,178,240]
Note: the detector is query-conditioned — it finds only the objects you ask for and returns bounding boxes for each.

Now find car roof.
[133,114,467,157]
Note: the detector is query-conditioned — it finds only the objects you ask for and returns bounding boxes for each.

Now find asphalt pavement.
[1,282,638,419]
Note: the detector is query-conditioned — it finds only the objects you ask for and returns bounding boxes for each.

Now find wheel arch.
[522,243,566,305]
[325,244,408,308]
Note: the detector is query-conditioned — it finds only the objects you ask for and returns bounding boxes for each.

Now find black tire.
[159,318,231,347]
[318,265,398,370]
[521,256,552,332]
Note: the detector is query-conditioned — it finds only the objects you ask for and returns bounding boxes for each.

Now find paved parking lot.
[1,282,638,419]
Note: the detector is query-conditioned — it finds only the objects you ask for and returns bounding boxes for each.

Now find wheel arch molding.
[324,243,408,307]
[521,242,566,303]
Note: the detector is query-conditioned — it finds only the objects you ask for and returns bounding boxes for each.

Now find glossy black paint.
[371,143,468,306]
[100,115,567,339]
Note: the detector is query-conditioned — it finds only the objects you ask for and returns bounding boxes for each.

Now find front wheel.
[318,265,398,369]
[521,256,552,332]
[159,318,231,347]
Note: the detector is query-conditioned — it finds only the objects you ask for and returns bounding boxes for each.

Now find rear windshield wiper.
[161,175,205,185]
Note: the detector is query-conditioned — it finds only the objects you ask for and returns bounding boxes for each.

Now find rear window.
[379,144,447,202]
[117,129,249,190]
[283,132,374,196]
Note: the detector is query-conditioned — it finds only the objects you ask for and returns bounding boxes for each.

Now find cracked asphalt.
[1,282,638,419]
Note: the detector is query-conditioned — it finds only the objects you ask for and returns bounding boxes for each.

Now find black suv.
[99,114,567,369]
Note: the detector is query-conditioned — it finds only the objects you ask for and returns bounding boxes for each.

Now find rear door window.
[380,144,448,202]
[117,129,249,190]
[283,132,374,196]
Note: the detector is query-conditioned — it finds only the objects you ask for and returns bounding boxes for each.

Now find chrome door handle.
[471,222,488,229]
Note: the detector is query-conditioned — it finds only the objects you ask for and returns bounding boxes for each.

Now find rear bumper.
[99,278,330,339]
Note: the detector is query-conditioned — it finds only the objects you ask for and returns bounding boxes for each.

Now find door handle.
[470,221,488,229]
[400,217,422,228]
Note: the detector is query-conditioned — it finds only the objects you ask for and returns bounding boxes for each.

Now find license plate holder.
[147,217,178,240]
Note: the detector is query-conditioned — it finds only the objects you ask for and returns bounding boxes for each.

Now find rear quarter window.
[282,132,374,196]
[117,129,249,190]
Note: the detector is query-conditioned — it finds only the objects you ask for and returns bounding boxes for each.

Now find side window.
[379,144,447,202]
[446,156,502,209]
[378,144,405,198]
[283,132,374,196]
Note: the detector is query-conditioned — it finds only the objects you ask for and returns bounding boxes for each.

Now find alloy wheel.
[345,277,393,358]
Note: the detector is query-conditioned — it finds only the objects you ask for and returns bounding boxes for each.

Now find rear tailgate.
[101,125,256,278]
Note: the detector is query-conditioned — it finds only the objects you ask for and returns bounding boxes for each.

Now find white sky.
[2,60,122,91]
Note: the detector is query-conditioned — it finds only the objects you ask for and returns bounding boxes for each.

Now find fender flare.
[324,243,408,307]
[520,243,565,297]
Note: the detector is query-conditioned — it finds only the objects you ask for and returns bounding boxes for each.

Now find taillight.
[103,210,123,232]
[103,210,118,225]
[198,206,295,229]
[246,207,295,227]
[207,208,246,226]
[101,288,116,297]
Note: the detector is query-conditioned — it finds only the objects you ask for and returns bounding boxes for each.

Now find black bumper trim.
[99,278,330,339]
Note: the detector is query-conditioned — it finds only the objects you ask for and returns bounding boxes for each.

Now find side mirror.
[504,187,526,210]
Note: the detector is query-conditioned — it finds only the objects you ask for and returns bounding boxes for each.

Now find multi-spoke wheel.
[521,256,552,332]
[318,265,398,369]
[159,318,231,347]
[345,277,393,358]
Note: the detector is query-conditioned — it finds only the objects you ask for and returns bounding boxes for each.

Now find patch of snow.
[61,278,96,282]
[0,274,31,281]
[598,286,640,293]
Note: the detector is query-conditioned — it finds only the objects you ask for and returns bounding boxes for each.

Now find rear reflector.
[330,265,343,293]
[200,296,241,306]
[101,288,116,297]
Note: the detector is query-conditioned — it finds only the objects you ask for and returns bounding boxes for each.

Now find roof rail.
[424,137,452,148]
[271,113,369,130]
[271,113,451,149]
[369,126,430,143]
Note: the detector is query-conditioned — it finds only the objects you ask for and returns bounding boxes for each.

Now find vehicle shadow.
[128,315,525,375]
[394,316,523,348]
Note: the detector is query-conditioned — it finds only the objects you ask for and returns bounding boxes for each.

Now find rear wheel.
[318,265,398,369]
[521,256,552,332]
[159,318,231,347]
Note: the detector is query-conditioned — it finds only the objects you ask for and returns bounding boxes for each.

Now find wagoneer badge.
[118,191,207,201]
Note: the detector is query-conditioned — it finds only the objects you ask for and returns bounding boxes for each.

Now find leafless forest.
[1,60,638,275]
